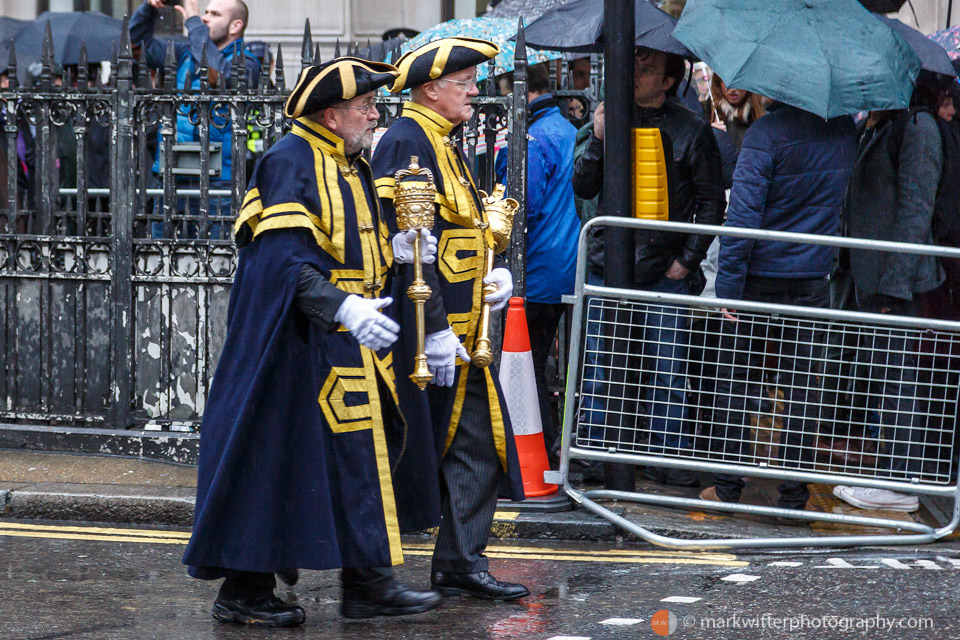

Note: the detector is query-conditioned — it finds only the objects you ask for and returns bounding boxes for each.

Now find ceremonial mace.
[471,184,519,368]
[394,156,437,390]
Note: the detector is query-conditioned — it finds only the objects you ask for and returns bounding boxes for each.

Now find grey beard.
[343,129,374,156]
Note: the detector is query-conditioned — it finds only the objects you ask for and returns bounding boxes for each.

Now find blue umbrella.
[674,0,921,119]
[521,0,693,58]
[0,17,27,74]
[876,14,955,78]
[14,12,122,70]
[0,17,26,44]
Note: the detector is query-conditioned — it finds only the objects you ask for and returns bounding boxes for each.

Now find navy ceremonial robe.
[182,118,439,580]
[372,102,524,500]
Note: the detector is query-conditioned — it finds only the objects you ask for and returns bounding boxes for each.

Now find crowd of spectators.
[499,46,960,515]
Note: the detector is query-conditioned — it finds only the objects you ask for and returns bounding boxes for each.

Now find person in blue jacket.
[700,99,856,512]
[130,0,261,239]
[496,63,580,461]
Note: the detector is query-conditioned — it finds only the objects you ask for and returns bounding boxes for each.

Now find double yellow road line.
[0,521,747,567]
[0,521,191,545]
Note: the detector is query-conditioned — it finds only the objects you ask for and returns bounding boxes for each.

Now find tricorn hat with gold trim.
[284,57,399,119]
[388,37,500,93]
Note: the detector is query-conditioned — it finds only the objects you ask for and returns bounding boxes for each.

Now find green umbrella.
[673,0,921,119]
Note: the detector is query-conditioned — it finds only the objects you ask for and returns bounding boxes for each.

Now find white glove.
[334,295,400,351]
[483,267,514,312]
[391,229,437,265]
[424,327,471,387]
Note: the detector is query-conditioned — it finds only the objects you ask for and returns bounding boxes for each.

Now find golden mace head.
[479,184,519,255]
[395,156,437,232]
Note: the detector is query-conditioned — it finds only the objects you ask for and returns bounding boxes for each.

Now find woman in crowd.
[710,74,765,151]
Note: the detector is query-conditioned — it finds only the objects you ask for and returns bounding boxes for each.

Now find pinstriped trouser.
[431,366,504,574]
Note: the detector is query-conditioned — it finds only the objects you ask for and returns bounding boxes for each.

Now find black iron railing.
[0,18,591,447]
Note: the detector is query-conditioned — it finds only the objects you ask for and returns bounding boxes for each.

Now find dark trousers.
[713,277,829,509]
[218,570,276,600]
[526,301,569,462]
[856,292,924,477]
[432,367,503,574]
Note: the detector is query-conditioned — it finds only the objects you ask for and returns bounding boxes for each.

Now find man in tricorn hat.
[182,56,442,627]
[372,37,530,601]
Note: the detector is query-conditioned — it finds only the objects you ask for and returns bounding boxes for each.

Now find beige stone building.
[0,0,469,59]
[1,0,957,60]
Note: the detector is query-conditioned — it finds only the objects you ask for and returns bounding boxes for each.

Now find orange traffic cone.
[499,297,558,497]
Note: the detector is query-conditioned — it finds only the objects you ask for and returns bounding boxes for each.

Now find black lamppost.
[602,0,636,491]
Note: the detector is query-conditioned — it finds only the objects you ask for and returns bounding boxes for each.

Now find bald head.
[230,0,248,30]
[203,0,248,48]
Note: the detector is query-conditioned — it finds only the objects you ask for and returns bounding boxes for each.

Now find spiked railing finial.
[275,43,285,91]
[301,19,313,70]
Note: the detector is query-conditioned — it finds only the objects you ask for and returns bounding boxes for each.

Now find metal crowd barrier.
[557,217,960,549]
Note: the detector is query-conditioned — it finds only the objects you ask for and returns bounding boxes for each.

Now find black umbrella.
[859,0,909,12]
[876,14,956,77]
[14,11,122,71]
[520,0,694,58]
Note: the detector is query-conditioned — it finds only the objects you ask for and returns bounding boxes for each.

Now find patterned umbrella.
[930,25,960,61]
[485,0,570,21]
[392,17,562,82]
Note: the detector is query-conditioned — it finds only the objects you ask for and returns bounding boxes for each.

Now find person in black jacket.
[573,46,726,487]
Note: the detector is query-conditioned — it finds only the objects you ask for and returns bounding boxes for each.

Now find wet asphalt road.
[2,519,960,640]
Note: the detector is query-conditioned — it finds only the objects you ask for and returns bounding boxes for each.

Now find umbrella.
[876,14,956,77]
[392,17,562,82]
[0,17,26,44]
[14,12,122,71]
[859,0,909,11]
[0,17,27,74]
[521,0,693,58]
[673,0,921,119]
[930,25,960,62]
[485,0,569,21]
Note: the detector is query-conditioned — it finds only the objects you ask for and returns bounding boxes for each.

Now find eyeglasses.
[634,64,665,78]
[336,99,380,114]
[439,76,478,90]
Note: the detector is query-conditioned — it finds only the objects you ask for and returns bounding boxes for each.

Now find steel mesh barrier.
[559,217,960,549]
[577,297,959,486]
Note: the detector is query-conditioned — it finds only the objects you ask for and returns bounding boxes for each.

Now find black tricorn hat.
[284,57,399,119]
[389,37,499,93]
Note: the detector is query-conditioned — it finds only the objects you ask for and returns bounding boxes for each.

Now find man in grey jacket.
[834,94,945,513]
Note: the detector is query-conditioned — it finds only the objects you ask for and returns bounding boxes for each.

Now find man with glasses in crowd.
[573,46,725,486]
[372,37,529,602]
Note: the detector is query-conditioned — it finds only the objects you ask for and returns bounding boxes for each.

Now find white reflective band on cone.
[499,350,543,436]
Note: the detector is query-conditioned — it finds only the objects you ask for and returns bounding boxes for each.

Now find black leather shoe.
[212,595,305,627]
[643,466,700,487]
[431,571,530,601]
[341,580,442,619]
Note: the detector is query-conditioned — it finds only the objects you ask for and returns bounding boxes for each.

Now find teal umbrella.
[673,0,922,119]
[392,17,562,82]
